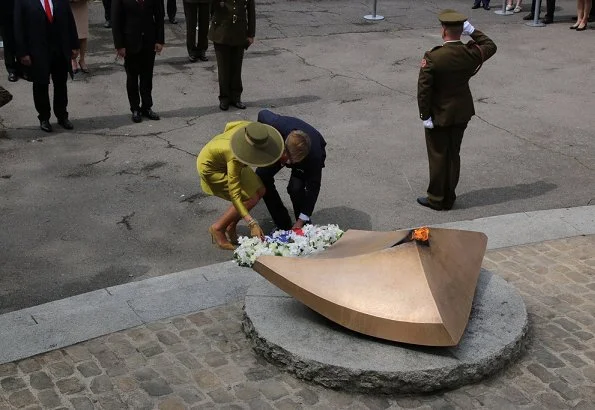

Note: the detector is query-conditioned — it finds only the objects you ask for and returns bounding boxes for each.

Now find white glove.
[463,21,475,36]
[422,118,434,129]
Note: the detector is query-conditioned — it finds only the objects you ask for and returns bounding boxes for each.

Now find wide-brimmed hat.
[230,122,284,167]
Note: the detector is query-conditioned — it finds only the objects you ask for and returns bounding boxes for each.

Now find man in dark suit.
[102,0,112,28]
[183,0,210,62]
[14,0,80,132]
[256,110,327,230]
[112,0,165,123]
[165,0,177,24]
[417,10,497,211]
[523,0,556,24]
[0,0,21,82]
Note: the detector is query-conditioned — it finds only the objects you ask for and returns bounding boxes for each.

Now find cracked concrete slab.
[1,0,594,314]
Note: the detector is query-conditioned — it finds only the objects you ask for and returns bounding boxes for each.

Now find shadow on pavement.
[457,180,558,208]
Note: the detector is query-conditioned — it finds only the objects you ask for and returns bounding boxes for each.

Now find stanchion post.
[364,0,385,21]
[494,0,514,15]
[525,0,546,26]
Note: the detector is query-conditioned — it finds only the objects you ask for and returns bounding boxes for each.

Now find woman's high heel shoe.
[209,227,236,251]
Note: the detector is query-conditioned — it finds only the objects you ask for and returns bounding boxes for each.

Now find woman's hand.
[248,220,264,240]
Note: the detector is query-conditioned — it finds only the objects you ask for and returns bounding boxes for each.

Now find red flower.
[292,228,304,236]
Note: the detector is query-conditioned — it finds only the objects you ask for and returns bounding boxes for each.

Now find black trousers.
[214,43,244,104]
[32,52,69,121]
[183,2,209,56]
[102,0,112,21]
[124,47,156,112]
[529,0,556,18]
[256,164,307,230]
[1,19,20,74]
[165,0,177,20]
[424,124,467,209]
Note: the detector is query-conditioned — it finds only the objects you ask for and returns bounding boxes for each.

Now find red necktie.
[44,0,53,23]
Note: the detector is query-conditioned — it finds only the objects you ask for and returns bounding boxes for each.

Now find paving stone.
[77,361,103,378]
[188,312,213,327]
[8,389,36,408]
[534,349,566,368]
[549,380,580,401]
[561,352,588,368]
[37,389,62,408]
[235,385,261,401]
[208,387,234,404]
[175,386,205,404]
[248,398,275,410]
[394,397,424,408]
[0,376,26,391]
[97,393,127,410]
[109,339,137,357]
[37,350,64,364]
[582,366,595,383]
[275,398,303,410]
[258,380,289,401]
[158,397,186,410]
[204,352,228,368]
[156,367,191,385]
[175,352,202,370]
[574,331,594,341]
[63,346,93,363]
[0,364,17,378]
[29,372,53,390]
[139,342,164,358]
[90,375,114,394]
[360,396,391,409]
[564,338,587,351]
[156,331,181,346]
[47,362,74,379]
[55,377,85,395]
[536,392,570,409]
[140,378,173,397]
[296,388,319,406]
[179,329,200,339]
[133,368,160,382]
[17,358,41,374]
[193,369,221,390]
[441,392,479,410]
[245,368,276,382]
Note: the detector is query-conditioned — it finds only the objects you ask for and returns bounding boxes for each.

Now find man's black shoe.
[58,118,74,130]
[8,73,18,82]
[104,20,111,28]
[416,197,443,211]
[40,120,53,133]
[471,4,481,9]
[523,13,535,20]
[231,101,246,109]
[189,55,198,63]
[141,109,160,120]
[483,5,490,10]
[198,51,208,61]
[132,110,142,123]
[169,18,178,24]
[219,101,229,111]
[542,17,553,24]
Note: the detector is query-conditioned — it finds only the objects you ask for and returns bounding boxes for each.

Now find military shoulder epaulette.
[429,45,442,52]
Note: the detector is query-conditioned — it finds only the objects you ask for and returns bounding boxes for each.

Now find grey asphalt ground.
[1,0,594,314]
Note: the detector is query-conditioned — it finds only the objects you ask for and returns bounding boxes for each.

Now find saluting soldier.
[416,10,497,211]
[208,0,255,111]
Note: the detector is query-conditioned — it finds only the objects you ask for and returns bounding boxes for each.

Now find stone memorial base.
[242,269,529,394]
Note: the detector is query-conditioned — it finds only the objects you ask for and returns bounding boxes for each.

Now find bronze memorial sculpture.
[252,227,488,347]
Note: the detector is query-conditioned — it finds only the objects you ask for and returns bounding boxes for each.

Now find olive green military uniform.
[417,11,497,210]
[208,0,255,105]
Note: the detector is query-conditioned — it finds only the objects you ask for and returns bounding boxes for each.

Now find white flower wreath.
[233,224,344,267]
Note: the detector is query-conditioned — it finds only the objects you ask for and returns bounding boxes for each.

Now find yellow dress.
[197,121,264,217]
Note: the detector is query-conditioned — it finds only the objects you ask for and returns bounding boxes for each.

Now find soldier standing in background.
[416,10,497,211]
[208,0,255,111]
[183,0,210,62]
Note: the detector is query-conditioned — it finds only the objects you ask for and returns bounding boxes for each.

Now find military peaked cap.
[438,9,467,25]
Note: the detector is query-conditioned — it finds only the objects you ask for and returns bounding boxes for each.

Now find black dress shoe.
[104,20,111,28]
[542,17,553,24]
[198,51,208,61]
[58,118,74,130]
[219,101,229,111]
[141,108,160,120]
[40,120,53,133]
[169,17,178,24]
[523,13,535,20]
[231,101,246,109]
[132,110,142,123]
[471,4,481,9]
[8,73,18,82]
[416,197,443,211]
[188,55,198,63]
[483,5,490,10]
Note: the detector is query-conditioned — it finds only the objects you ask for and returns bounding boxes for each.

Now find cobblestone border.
[242,273,530,394]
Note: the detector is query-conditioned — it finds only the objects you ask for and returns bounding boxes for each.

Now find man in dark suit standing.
[417,10,497,211]
[523,0,556,24]
[14,0,80,132]
[256,110,327,230]
[183,0,210,62]
[112,0,165,123]
[102,0,112,28]
[0,0,22,82]
[164,0,177,24]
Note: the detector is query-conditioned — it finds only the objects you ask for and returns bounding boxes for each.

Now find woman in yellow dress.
[197,121,284,250]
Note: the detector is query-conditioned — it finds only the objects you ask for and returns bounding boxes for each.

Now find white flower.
[233,224,344,267]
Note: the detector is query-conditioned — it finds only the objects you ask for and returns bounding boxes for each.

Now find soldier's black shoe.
[231,101,246,109]
[189,55,198,63]
[219,101,229,111]
[471,4,481,9]
[198,50,208,61]
[416,197,443,211]
[58,118,74,130]
[8,73,18,82]
[541,17,553,24]
[40,120,53,133]
[483,5,490,10]
[104,20,111,28]
[169,18,178,24]
[523,13,535,20]
[132,110,142,123]
[141,109,160,120]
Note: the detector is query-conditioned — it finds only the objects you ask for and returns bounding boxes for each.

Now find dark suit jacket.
[13,0,79,84]
[208,0,255,46]
[257,109,327,217]
[111,0,165,54]
[417,30,497,127]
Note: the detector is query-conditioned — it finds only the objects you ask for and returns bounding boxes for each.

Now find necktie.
[44,0,53,23]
